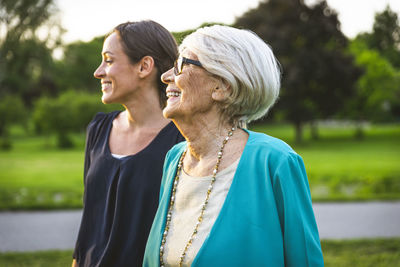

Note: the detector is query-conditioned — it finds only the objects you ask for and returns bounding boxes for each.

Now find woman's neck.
[174,113,248,177]
[175,116,236,177]
[181,117,231,158]
[108,86,170,156]
[121,86,169,130]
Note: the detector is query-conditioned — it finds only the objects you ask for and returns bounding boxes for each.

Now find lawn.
[0,123,399,210]
[0,239,399,266]
[0,133,85,210]
[321,238,400,267]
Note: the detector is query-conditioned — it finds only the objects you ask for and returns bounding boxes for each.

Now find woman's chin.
[101,96,111,104]
[163,103,180,120]
[162,107,174,119]
[101,93,116,105]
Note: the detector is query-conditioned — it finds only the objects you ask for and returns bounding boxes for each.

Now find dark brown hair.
[112,20,178,108]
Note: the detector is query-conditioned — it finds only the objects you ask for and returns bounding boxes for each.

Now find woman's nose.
[161,68,175,84]
[94,63,105,79]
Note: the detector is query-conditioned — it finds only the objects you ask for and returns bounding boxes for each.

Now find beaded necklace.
[159,126,236,267]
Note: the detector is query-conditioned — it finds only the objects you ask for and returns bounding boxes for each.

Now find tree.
[235,0,361,142]
[0,0,62,105]
[364,5,400,68]
[355,5,400,121]
[2,38,58,102]
[346,38,400,136]
[0,0,56,40]
[54,37,104,93]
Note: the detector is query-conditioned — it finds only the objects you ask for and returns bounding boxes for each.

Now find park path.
[0,201,400,252]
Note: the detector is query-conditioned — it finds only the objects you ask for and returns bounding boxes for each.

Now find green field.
[0,132,85,210]
[321,238,400,267]
[0,239,399,266]
[0,123,399,210]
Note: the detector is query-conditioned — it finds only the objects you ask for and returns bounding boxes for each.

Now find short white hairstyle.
[180,25,281,126]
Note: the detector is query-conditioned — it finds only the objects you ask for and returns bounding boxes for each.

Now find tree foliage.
[348,39,399,122]
[359,5,400,68]
[0,0,62,105]
[235,0,362,142]
[352,5,400,122]
[54,37,104,93]
[0,0,55,42]
[2,38,58,102]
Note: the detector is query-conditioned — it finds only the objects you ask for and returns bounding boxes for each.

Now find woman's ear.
[212,79,231,102]
[137,56,155,78]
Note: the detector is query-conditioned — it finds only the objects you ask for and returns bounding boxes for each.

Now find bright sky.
[56,0,400,44]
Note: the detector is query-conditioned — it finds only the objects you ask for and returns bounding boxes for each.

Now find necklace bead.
[159,127,236,266]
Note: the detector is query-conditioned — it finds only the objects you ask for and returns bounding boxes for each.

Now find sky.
[56,0,400,44]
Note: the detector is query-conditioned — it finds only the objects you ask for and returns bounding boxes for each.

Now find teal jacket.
[143,130,324,266]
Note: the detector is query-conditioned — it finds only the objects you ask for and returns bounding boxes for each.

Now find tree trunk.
[354,121,365,140]
[294,121,303,144]
[310,120,319,140]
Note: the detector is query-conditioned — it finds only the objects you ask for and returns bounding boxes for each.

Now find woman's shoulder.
[245,130,299,159]
[90,110,121,124]
[87,111,120,129]
[244,130,305,176]
[85,111,121,143]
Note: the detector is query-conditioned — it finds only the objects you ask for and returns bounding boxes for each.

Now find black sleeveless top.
[73,111,184,267]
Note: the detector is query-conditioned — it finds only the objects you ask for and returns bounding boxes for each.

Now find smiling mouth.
[166,91,181,98]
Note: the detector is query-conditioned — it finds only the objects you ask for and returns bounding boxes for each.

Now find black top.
[73,111,184,267]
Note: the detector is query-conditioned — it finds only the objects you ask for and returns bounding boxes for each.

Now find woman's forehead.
[102,33,123,54]
[179,49,198,60]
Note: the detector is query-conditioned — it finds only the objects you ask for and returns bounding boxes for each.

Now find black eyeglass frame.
[174,57,203,75]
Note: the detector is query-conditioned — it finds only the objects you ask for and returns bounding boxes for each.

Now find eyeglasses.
[174,57,203,76]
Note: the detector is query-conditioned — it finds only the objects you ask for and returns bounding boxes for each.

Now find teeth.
[167,91,181,98]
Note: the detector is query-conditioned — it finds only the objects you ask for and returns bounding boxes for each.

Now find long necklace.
[159,126,236,267]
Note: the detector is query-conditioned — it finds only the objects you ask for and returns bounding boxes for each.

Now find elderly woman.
[143,25,324,267]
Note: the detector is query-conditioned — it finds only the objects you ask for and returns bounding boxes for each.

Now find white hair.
[180,25,281,126]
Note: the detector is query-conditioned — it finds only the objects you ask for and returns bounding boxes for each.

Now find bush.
[33,90,121,148]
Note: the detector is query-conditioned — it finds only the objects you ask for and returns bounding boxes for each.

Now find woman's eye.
[105,60,113,64]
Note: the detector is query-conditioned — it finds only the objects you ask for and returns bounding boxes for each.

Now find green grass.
[0,123,399,210]
[0,250,73,267]
[322,238,400,267]
[0,239,399,266]
[0,133,85,210]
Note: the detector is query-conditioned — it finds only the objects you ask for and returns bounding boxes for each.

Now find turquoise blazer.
[143,130,324,266]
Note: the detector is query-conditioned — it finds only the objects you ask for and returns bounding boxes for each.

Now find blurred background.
[0,0,399,266]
